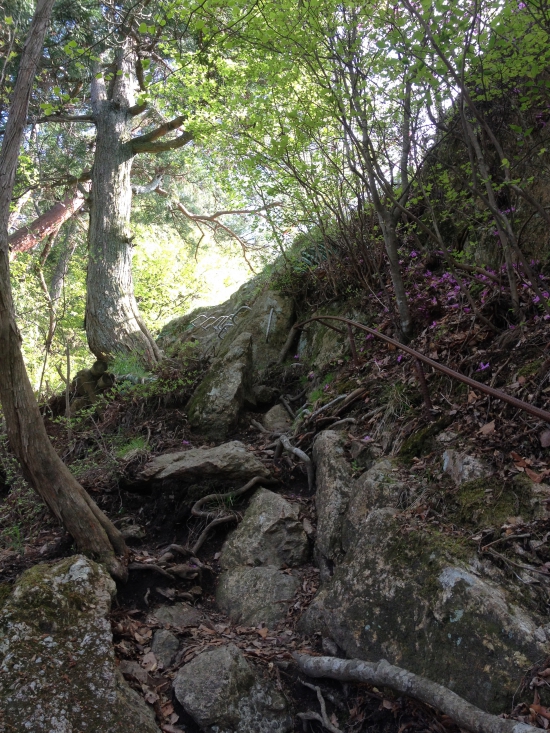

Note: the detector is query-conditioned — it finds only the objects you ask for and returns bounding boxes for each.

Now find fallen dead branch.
[298,679,342,732]
[293,654,539,733]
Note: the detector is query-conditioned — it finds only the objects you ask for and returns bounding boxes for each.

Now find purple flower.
[362,435,372,442]
[182,440,190,445]
[397,355,403,363]
[430,320,437,328]
[294,354,299,359]
[533,296,540,304]
[410,251,418,258]
[477,362,490,371]
[308,371,315,380]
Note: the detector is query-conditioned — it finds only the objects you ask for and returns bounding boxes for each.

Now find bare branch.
[131,114,187,146]
[36,114,95,124]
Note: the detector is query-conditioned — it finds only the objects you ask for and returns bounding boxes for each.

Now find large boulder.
[158,281,294,376]
[217,566,299,627]
[187,332,256,439]
[0,556,158,732]
[301,507,550,714]
[140,440,270,482]
[174,643,292,733]
[220,488,309,570]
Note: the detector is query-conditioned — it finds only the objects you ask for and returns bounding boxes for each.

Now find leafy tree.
[0,0,127,580]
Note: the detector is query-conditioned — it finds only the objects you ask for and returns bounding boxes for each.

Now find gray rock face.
[149,602,205,628]
[158,282,294,377]
[151,629,179,668]
[312,431,353,576]
[217,566,299,627]
[262,404,292,433]
[301,507,548,714]
[140,440,270,482]
[442,449,493,485]
[174,643,292,733]
[0,556,158,733]
[342,458,404,551]
[187,332,256,439]
[220,488,309,570]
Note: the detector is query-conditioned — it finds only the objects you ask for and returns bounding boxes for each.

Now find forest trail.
[3,276,550,732]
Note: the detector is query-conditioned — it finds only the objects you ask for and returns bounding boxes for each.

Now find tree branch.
[127,102,148,116]
[132,130,193,154]
[131,174,163,195]
[294,654,538,733]
[36,114,95,123]
[8,183,90,259]
[131,114,186,146]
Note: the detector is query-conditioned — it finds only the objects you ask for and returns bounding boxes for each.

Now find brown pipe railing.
[296,315,550,424]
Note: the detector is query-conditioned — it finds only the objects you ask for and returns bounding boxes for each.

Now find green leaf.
[139,22,147,33]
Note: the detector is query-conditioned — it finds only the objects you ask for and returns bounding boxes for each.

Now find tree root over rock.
[293,654,539,733]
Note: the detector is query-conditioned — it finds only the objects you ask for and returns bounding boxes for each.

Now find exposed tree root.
[293,654,539,733]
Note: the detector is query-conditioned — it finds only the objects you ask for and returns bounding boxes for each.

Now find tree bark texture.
[0,0,128,582]
[86,47,160,368]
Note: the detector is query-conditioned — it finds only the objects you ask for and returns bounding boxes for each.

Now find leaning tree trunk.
[86,48,160,369]
[0,0,128,582]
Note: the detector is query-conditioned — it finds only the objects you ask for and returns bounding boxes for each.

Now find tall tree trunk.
[86,47,160,368]
[0,0,128,582]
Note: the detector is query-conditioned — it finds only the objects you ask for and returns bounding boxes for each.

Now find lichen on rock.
[0,555,159,732]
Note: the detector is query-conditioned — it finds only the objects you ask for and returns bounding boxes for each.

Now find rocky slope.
[2,268,550,731]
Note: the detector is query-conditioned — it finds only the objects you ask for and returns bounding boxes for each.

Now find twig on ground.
[308,394,347,422]
[298,679,342,733]
[329,418,356,430]
[128,562,175,580]
[278,434,314,490]
[280,395,296,420]
[293,654,539,733]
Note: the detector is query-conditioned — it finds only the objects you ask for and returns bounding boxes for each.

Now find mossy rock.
[0,556,158,732]
[301,508,548,714]
[399,415,454,462]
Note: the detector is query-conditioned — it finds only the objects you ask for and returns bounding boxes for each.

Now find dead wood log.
[293,654,538,733]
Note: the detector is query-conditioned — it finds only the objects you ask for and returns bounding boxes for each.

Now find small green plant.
[116,436,148,459]
[111,351,149,379]
[2,525,24,552]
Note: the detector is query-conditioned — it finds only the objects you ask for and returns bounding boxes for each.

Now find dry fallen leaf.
[526,467,543,483]
[540,431,550,448]
[257,627,269,638]
[141,651,158,672]
[479,420,495,435]
[467,390,479,404]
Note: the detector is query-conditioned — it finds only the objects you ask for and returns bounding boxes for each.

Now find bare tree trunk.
[0,0,128,582]
[86,47,160,368]
[8,183,88,258]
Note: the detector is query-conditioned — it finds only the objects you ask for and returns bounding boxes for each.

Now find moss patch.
[399,416,453,462]
[451,476,533,530]
[518,358,543,378]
